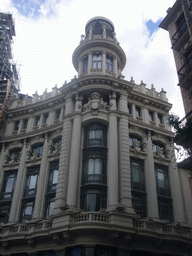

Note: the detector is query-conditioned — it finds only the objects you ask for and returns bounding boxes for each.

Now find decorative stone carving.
[158,148,165,159]
[48,143,60,157]
[4,153,19,166]
[133,140,141,153]
[26,150,40,162]
[82,92,109,112]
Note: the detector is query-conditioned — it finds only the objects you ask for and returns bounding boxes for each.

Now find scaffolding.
[0,13,20,129]
[0,13,20,107]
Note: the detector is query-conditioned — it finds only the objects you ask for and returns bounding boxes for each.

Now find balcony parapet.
[74,212,109,223]
[133,218,191,238]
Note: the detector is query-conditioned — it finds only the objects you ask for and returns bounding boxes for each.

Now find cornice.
[128,91,172,112]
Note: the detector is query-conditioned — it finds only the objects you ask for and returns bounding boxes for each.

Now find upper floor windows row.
[128,104,164,127]
[82,53,114,74]
[12,107,64,135]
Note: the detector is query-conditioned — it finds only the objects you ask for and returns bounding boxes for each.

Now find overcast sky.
[0,0,185,118]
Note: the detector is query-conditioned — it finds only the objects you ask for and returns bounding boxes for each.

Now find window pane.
[29,175,37,189]
[89,130,95,139]
[53,170,58,184]
[5,177,15,193]
[157,172,165,188]
[132,163,140,182]
[95,130,102,139]
[95,159,102,174]
[97,62,102,69]
[88,159,94,174]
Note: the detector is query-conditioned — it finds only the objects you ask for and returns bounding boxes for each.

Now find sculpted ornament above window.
[82,92,109,112]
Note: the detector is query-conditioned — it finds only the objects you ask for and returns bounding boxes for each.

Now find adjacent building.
[0,16,192,256]
[160,0,192,118]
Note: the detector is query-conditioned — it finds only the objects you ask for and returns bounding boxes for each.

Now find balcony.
[178,58,192,88]
[171,24,189,52]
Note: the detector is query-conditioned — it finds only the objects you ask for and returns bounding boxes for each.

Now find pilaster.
[9,140,28,222]
[145,131,159,218]
[33,135,49,219]
[102,51,106,73]
[88,52,92,75]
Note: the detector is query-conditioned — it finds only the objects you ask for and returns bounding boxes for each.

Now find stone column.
[102,51,106,73]
[154,111,158,126]
[33,135,49,219]
[169,140,185,222]
[48,109,54,126]
[132,103,136,120]
[107,92,118,209]
[143,107,149,124]
[26,116,34,133]
[18,120,23,134]
[145,131,159,218]
[39,114,43,129]
[60,106,65,120]
[113,57,118,76]
[66,95,82,209]
[54,95,73,211]
[88,52,92,75]
[9,140,28,222]
[118,92,134,213]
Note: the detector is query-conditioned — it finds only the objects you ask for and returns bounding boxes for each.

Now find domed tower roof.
[85,17,114,39]
[72,17,126,78]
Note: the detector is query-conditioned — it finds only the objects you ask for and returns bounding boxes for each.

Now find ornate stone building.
[0,17,192,256]
[160,0,192,118]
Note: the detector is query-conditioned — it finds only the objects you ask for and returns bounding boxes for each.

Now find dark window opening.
[22,119,28,130]
[24,165,39,198]
[128,103,132,114]
[135,106,141,117]
[1,170,17,201]
[158,114,163,124]
[176,14,187,36]
[153,142,165,156]
[43,113,49,124]
[83,56,88,73]
[149,111,154,122]
[106,55,113,72]
[34,115,40,127]
[129,135,142,150]
[32,143,43,157]
[14,120,20,131]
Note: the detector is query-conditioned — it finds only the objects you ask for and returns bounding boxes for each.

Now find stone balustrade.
[74,212,109,222]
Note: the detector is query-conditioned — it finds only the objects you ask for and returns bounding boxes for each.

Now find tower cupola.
[72,17,126,78]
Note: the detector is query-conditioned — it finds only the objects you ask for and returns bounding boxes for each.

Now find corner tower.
[72,16,126,78]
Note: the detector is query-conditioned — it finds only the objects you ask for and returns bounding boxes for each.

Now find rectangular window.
[128,104,132,114]
[130,158,146,218]
[24,166,40,198]
[157,114,163,124]
[22,119,28,130]
[55,109,61,120]
[92,53,102,69]
[14,120,20,131]
[47,161,59,193]
[106,55,113,72]
[0,203,11,223]
[20,200,35,222]
[45,195,55,218]
[1,171,17,200]
[34,115,40,127]
[135,106,141,117]
[155,164,173,222]
[149,111,154,122]
[43,113,49,124]
[176,14,187,36]
[153,142,165,156]
[32,143,43,157]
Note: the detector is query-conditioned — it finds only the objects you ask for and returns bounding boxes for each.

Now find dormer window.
[92,53,102,69]
[106,55,113,72]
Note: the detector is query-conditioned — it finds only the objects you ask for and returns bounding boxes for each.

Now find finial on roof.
[130,77,135,83]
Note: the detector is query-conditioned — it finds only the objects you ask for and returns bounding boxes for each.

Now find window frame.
[82,56,88,73]
[1,170,17,201]
[24,165,40,198]
[106,55,113,72]
[92,53,102,69]
[34,115,40,127]
[14,120,20,131]
[84,123,107,148]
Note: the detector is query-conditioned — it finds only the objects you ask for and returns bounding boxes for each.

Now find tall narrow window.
[20,165,40,222]
[34,115,40,127]
[135,106,141,117]
[131,158,146,218]
[0,170,17,223]
[83,56,88,73]
[55,109,61,120]
[157,114,163,124]
[14,120,20,131]
[81,123,107,212]
[45,160,59,218]
[43,113,49,124]
[155,164,173,222]
[176,14,187,36]
[1,171,17,201]
[22,119,28,130]
[149,111,154,122]
[92,53,102,69]
[128,104,132,114]
[106,55,113,71]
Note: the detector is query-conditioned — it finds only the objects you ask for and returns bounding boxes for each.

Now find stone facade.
[0,17,191,256]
